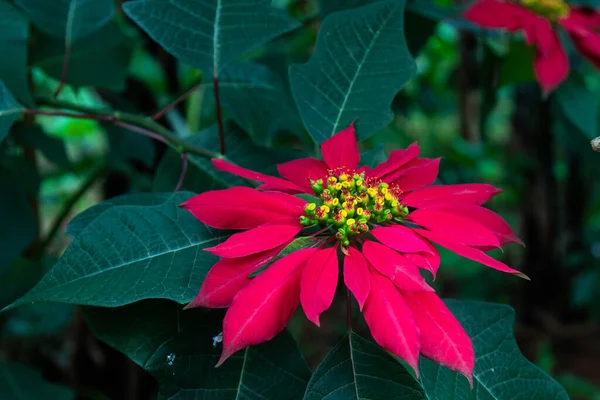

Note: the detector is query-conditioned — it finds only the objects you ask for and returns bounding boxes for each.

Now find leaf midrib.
[330,3,396,136]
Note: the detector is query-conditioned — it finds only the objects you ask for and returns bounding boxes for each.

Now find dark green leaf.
[304,332,425,399]
[23,126,71,169]
[0,168,37,269]
[0,1,32,105]
[249,236,326,278]
[66,193,174,238]
[123,0,300,74]
[0,361,75,400]
[33,22,135,91]
[360,144,386,168]
[204,63,303,146]
[0,81,23,144]
[290,0,416,143]
[555,76,598,141]
[420,300,569,400]
[8,192,229,309]
[85,299,311,399]
[318,0,380,18]
[14,0,114,40]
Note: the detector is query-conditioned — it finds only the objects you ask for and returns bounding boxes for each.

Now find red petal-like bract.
[371,225,436,254]
[408,208,501,248]
[422,203,523,246]
[186,246,284,309]
[217,248,318,366]
[180,187,304,230]
[524,16,568,93]
[404,291,475,386]
[416,229,528,278]
[212,158,305,193]
[320,122,360,170]
[363,270,421,375]
[370,143,420,181]
[205,222,300,258]
[362,240,433,292]
[277,158,329,192]
[300,246,339,326]
[464,0,532,30]
[343,246,370,310]
[401,183,502,208]
[389,158,440,191]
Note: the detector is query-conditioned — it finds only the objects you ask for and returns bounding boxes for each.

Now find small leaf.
[304,332,425,399]
[420,300,569,399]
[14,0,114,40]
[290,0,416,143]
[84,299,311,399]
[123,0,300,74]
[0,361,75,400]
[0,81,23,144]
[7,192,229,309]
[0,1,32,105]
[248,236,326,278]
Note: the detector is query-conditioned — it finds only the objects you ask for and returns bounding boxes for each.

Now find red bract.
[465,0,600,92]
[181,123,525,382]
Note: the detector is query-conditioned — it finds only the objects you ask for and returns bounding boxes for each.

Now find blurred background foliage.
[0,0,599,399]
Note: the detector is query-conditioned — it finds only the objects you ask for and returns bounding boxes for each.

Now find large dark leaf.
[7,192,228,309]
[0,81,22,144]
[290,0,416,143]
[14,0,114,40]
[123,0,300,74]
[419,300,569,400]
[0,1,32,105]
[33,22,135,91]
[0,361,74,400]
[85,299,311,400]
[304,332,425,399]
[555,76,598,141]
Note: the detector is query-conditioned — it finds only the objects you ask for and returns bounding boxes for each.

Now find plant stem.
[152,80,204,121]
[346,287,353,332]
[36,163,106,258]
[31,97,223,160]
[213,75,226,154]
[175,153,189,192]
[52,44,71,98]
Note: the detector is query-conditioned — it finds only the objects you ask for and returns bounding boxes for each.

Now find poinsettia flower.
[181,123,525,383]
[465,0,600,92]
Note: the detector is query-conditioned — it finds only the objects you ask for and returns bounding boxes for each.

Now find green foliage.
[305,332,425,399]
[0,361,74,400]
[8,192,227,308]
[14,0,114,40]
[123,0,300,74]
[0,1,32,105]
[0,81,22,144]
[85,299,311,399]
[420,301,569,400]
[249,236,327,278]
[290,0,416,143]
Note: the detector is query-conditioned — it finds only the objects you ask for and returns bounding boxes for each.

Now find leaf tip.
[515,272,531,281]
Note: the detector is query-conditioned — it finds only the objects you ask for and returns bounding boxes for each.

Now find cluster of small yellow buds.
[520,0,569,19]
[300,170,409,246]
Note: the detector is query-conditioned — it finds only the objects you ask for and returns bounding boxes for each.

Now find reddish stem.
[174,153,188,192]
[152,83,203,121]
[53,45,71,98]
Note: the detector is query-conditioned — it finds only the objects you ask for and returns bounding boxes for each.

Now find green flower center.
[519,0,570,20]
[299,169,409,246]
